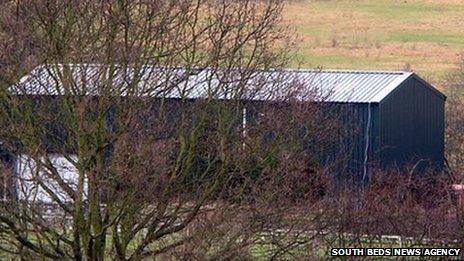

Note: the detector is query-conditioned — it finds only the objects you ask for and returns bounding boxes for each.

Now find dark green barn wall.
[379,76,445,170]
[333,102,380,182]
[245,101,382,183]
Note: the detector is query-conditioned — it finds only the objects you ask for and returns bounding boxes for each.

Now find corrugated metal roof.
[282,68,414,103]
[11,64,418,103]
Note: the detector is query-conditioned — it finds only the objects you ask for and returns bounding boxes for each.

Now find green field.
[284,0,464,88]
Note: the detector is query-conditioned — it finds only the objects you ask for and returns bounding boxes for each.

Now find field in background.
[284,0,464,88]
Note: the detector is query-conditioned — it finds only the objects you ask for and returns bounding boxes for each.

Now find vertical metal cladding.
[328,74,445,181]
[330,102,379,182]
[378,75,446,171]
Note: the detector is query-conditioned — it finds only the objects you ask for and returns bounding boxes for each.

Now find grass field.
[283,0,464,87]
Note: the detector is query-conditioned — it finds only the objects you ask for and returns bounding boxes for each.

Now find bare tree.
[0,0,348,260]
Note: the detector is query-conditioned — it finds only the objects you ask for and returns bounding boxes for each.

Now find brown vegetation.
[0,0,462,260]
[445,64,464,177]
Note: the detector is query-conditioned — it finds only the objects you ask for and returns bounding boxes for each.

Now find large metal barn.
[303,69,447,180]
[1,65,447,200]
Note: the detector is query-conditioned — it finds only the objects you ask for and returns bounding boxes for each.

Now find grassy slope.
[283,0,464,87]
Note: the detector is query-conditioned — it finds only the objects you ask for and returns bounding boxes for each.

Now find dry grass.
[284,0,464,87]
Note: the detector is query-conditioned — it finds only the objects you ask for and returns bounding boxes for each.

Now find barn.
[0,65,447,200]
[298,69,447,181]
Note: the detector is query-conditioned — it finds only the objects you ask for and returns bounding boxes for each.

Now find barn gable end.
[378,74,446,171]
